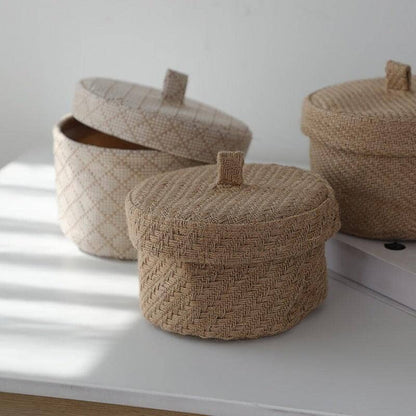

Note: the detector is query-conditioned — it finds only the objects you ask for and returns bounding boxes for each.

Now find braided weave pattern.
[126,161,339,339]
[54,115,202,260]
[139,245,327,340]
[310,140,416,239]
[126,164,340,264]
[302,62,416,239]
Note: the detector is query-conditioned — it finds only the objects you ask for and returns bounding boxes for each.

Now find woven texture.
[139,245,327,340]
[126,152,340,339]
[73,71,252,164]
[302,60,416,239]
[217,151,244,185]
[310,141,416,239]
[162,69,188,104]
[385,60,411,91]
[127,162,340,265]
[54,115,201,260]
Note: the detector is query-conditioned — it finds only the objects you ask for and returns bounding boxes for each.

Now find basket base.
[138,245,327,340]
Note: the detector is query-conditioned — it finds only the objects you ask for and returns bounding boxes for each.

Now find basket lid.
[72,69,252,164]
[302,60,416,157]
[126,151,340,265]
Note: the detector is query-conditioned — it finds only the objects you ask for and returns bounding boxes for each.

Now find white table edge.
[0,373,347,416]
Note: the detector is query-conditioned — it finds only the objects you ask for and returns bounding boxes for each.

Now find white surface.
[1,148,416,416]
[2,0,416,167]
[327,233,416,310]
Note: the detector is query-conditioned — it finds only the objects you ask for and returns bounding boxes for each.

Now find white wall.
[1,0,415,167]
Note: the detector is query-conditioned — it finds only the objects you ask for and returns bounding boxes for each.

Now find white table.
[1,147,415,416]
[327,233,416,311]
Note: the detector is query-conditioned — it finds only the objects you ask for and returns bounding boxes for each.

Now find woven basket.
[302,60,416,240]
[54,69,252,259]
[53,115,201,259]
[126,152,340,340]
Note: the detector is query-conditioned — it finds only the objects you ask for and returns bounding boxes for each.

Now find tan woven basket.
[302,60,416,240]
[54,69,252,259]
[126,152,340,340]
[53,115,201,259]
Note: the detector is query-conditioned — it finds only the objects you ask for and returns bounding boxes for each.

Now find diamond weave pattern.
[73,78,252,164]
[54,116,201,260]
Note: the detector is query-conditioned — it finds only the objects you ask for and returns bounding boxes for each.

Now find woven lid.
[72,69,252,163]
[302,60,416,157]
[126,151,340,265]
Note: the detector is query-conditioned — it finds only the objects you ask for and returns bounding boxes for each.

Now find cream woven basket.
[302,60,416,240]
[53,69,252,260]
[53,115,201,259]
[126,151,340,340]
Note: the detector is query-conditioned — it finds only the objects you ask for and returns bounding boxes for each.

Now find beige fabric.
[162,69,188,104]
[53,115,202,260]
[310,141,416,240]
[72,70,252,164]
[126,152,340,339]
[385,60,411,91]
[216,151,244,185]
[302,60,416,240]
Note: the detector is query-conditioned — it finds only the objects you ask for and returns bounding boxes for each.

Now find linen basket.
[126,151,340,340]
[302,60,416,240]
[53,70,252,260]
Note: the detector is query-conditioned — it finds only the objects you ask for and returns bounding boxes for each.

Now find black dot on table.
[384,241,406,251]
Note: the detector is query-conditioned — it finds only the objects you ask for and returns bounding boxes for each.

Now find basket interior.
[61,116,149,150]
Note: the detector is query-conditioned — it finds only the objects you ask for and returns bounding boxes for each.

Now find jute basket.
[54,69,252,259]
[302,60,416,240]
[126,151,340,340]
[53,115,201,259]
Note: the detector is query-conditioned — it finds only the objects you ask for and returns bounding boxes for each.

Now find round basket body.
[53,115,201,260]
[139,245,327,340]
[310,140,416,240]
[302,60,416,240]
[126,153,340,339]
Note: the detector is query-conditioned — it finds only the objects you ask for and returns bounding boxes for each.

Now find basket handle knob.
[216,151,245,186]
[385,60,411,91]
[162,69,188,104]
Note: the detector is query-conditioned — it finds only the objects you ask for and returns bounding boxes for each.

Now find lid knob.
[385,60,411,91]
[216,151,244,186]
[162,69,188,104]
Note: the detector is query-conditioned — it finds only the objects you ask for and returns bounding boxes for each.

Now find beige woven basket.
[73,70,252,164]
[54,69,252,259]
[302,60,416,240]
[126,151,340,340]
[53,115,201,259]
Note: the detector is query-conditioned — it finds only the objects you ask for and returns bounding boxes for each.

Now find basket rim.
[301,93,416,157]
[53,114,197,160]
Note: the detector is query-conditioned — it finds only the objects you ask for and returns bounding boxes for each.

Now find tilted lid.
[302,60,416,157]
[126,152,340,265]
[73,69,252,163]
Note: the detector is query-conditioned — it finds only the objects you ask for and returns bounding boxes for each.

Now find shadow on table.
[0,217,61,235]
